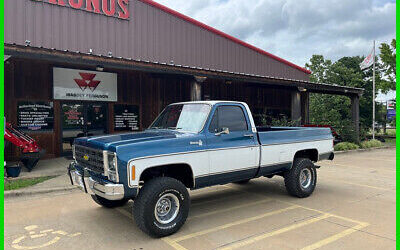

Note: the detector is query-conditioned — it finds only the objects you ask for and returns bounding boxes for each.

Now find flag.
[360,47,374,70]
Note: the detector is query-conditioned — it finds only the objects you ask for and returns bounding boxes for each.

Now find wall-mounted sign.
[114,104,140,131]
[18,102,54,131]
[54,67,118,102]
[31,0,129,20]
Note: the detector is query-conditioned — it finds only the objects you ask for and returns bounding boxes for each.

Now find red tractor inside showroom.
[4,122,43,171]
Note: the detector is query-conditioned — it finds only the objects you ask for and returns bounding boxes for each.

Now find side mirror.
[215,127,230,136]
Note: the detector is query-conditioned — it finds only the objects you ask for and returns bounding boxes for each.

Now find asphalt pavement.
[4,148,396,250]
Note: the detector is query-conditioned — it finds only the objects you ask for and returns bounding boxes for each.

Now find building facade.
[4,0,363,160]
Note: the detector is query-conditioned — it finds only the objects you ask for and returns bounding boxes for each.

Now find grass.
[334,142,360,151]
[383,138,396,147]
[360,139,383,149]
[4,176,55,191]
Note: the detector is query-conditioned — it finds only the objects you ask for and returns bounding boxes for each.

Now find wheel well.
[139,164,194,188]
[294,149,318,162]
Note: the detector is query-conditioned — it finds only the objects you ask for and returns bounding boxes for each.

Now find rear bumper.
[68,162,125,201]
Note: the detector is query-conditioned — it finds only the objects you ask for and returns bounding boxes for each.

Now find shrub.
[360,139,383,149]
[334,142,360,151]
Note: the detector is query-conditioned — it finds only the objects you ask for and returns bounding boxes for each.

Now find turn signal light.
[131,166,135,181]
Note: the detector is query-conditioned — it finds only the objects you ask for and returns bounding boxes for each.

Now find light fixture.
[225,80,232,85]
[96,65,104,72]
[298,87,307,92]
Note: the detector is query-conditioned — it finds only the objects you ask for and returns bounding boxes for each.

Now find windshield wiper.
[167,127,183,130]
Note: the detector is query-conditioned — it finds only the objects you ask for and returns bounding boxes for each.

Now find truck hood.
[74,130,185,151]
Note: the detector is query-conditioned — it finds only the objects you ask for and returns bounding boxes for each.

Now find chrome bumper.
[68,164,125,201]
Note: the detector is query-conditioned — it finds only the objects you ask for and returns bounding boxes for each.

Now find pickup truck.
[69,101,334,237]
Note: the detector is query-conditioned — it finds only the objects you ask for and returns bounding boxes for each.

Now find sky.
[154,0,396,100]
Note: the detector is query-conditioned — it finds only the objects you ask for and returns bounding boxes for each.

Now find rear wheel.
[284,158,317,198]
[91,195,128,208]
[133,177,190,238]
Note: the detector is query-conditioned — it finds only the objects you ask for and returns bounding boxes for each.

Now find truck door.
[206,104,258,185]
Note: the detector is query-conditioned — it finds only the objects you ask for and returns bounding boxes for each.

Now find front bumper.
[68,162,125,201]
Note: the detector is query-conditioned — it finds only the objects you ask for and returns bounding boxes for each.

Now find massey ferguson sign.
[32,0,129,19]
[53,67,118,101]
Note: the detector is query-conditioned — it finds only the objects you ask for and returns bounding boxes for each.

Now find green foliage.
[334,142,360,151]
[360,139,383,149]
[378,39,396,92]
[305,49,394,140]
[4,176,55,191]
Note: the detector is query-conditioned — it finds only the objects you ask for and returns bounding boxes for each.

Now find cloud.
[153,0,396,67]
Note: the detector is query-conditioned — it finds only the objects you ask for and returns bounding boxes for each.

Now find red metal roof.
[140,0,311,74]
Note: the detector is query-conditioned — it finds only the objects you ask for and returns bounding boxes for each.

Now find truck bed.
[256,126,333,145]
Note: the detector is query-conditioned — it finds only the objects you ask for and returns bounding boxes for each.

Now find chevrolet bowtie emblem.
[83,155,89,161]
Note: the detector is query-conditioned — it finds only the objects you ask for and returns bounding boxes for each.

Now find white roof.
[172,100,247,106]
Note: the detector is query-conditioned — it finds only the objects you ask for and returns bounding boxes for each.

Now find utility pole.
[372,40,376,140]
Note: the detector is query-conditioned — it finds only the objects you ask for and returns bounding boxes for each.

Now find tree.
[378,39,396,93]
[305,55,378,142]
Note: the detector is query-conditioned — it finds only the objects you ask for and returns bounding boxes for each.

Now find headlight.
[104,151,119,182]
[107,153,117,172]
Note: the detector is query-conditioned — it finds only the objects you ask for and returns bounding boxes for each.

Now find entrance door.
[61,102,108,155]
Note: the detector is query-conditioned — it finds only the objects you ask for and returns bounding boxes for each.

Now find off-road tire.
[284,158,317,198]
[91,195,128,208]
[133,177,190,238]
[233,179,251,184]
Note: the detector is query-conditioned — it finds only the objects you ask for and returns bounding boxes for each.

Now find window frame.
[208,104,250,133]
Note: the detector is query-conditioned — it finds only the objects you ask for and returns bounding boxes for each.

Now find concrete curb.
[4,186,78,199]
[334,145,396,155]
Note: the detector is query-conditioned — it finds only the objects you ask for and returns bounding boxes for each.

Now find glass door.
[61,102,108,155]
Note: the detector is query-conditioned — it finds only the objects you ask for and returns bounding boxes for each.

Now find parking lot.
[4,148,396,250]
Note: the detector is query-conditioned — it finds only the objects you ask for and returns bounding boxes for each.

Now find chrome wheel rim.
[154,193,180,224]
[299,168,312,189]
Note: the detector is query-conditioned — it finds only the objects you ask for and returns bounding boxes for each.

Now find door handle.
[244,134,254,138]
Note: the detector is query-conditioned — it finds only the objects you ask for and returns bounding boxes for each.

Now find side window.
[208,111,218,133]
[217,106,248,132]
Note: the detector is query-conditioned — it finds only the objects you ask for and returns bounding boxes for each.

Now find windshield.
[149,104,211,133]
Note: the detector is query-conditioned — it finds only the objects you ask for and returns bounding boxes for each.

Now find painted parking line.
[323,162,396,173]
[170,205,298,242]
[218,213,332,250]
[189,198,272,220]
[300,222,370,250]
[337,180,394,191]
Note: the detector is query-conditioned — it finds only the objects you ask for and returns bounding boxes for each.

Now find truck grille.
[75,145,104,174]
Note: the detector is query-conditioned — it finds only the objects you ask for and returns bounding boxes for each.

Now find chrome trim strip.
[261,138,332,147]
[196,166,259,178]
[129,145,259,162]
[260,161,292,168]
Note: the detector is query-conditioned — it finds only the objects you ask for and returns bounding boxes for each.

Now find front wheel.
[284,158,317,198]
[133,177,190,238]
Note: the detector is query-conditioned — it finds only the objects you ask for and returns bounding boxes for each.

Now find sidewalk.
[5,157,77,198]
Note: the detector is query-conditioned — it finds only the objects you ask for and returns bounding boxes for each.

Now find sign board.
[18,102,54,131]
[31,0,129,20]
[114,104,140,131]
[387,109,396,120]
[54,67,118,102]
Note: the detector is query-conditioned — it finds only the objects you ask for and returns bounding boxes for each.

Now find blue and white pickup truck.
[69,101,334,237]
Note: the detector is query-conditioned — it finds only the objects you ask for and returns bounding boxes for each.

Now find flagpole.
[372,40,376,140]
